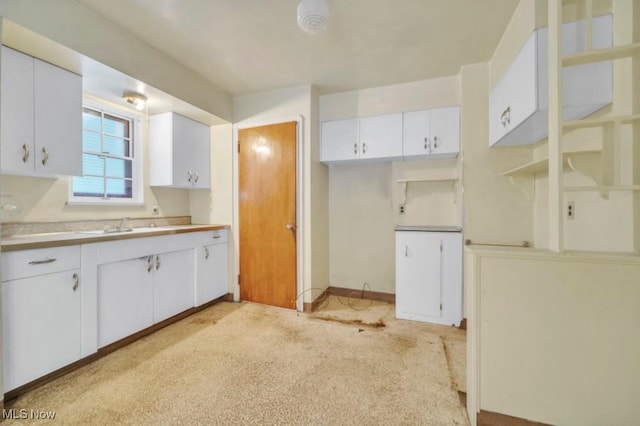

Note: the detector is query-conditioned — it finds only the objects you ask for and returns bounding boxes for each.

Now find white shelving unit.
[396,169,459,206]
[547,1,640,252]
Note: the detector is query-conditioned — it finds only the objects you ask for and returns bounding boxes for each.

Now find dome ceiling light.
[297,0,330,34]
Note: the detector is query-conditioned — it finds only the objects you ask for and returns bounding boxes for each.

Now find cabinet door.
[153,249,194,323]
[320,119,359,162]
[430,106,460,159]
[395,232,442,322]
[1,47,35,175]
[171,114,194,187]
[98,257,153,347]
[489,33,538,147]
[34,58,82,176]
[402,110,431,158]
[198,243,229,305]
[359,113,403,160]
[191,120,211,189]
[2,270,81,391]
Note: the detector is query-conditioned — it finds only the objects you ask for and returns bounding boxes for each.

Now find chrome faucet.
[117,216,132,232]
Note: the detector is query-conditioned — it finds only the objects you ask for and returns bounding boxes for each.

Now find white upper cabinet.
[403,107,460,159]
[358,113,403,161]
[1,46,82,176]
[321,109,459,164]
[489,15,612,147]
[320,118,358,162]
[149,112,211,189]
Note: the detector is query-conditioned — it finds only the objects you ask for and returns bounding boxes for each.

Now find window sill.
[66,200,145,207]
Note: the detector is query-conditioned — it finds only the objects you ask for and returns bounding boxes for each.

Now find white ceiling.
[76,0,519,97]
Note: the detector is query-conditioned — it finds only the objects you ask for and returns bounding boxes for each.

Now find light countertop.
[1,224,229,252]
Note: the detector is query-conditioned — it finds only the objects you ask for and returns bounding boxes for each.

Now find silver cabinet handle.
[28,258,57,265]
[405,245,409,257]
[194,172,199,183]
[41,147,49,166]
[362,142,367,154]
[212,234,221,239]
[353,143,358,155]
[187,171,193,182]
[433,136,439,150]
[424,137,428,151]
[72,272,79,292]
[22,144,30,163]
[147,255,153,273]
[155,255,160,270]
[500,106,511,127]
[204,247,210,259]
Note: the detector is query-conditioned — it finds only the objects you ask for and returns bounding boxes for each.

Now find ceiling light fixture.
[123,92,147,110]
[297,0,330,34]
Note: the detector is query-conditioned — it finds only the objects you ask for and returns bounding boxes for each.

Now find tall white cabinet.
[395,228,462,326]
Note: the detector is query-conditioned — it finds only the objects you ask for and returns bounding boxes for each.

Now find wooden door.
[239,122,297,309]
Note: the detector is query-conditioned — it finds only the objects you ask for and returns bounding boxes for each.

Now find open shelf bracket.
[508,176,534,202]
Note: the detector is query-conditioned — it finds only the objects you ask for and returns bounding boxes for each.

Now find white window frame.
[68,99,144,206]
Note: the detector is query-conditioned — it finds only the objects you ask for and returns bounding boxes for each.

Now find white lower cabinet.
[197,230,229,305]
[98,248,194,347]
[1,246,81,391]
[98,257,154,348]
[395,229,462,326]
[153,250,195,322]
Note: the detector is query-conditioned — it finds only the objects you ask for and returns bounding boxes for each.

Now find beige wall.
[469,248,640,425]
[321,77,461,294]
[233,85,329,304]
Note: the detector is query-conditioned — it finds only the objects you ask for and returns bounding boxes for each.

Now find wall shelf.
[501,150,600,177]
[564,185,640,192]
[396,173,459,206]
[562,41,640,67]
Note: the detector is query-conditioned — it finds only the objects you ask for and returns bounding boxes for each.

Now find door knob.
[286,223,297,232]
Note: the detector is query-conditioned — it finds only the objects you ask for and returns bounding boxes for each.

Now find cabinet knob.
[22,144,30,163]
[72,272,79,292]
[362,142,367,154]
[204,247,210,259]
[424,137,429,151]
[405,245,409,257]
[353,143,358,155]
[41,147,49,166]
[155,255,161,270]
[194,172,199,183]
[147,255,153,273]
[433,136,439,150]
[500,106,511,127]
[187,171,193,182]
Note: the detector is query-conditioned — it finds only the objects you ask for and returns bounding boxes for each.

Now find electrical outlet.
[567,201,575,220]
[399,204,405,214]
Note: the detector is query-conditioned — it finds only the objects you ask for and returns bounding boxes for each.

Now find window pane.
[106,178,132,198]
[103,135,129,157]
[83,108,101,133]
[82,153,104,177]
[106,158,132,179]
[103,114,129,137]
[82,130,101,152]
[73,176,104,197]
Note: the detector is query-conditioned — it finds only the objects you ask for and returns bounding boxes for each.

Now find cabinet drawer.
[202,229,228,244]
[1,245,81,281]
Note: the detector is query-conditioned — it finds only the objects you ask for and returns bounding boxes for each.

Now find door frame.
[232,116,304,311]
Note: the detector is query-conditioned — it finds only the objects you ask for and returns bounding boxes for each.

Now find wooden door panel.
[239,122,297,309]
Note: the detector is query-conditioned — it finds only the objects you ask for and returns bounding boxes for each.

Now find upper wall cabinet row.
[321,106,460,164]
[149,112,211,189]
[0,46,82,177]
[489,15,612,147]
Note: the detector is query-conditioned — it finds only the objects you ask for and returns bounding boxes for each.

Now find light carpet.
[5,301,469,425]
